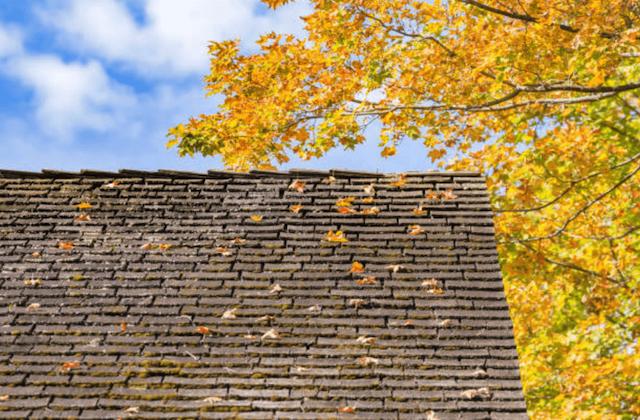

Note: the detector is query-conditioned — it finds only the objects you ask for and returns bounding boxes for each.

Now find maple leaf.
[356,276,377,285]
[324,176,336,183]
[231,238,247,244]
[60,361,80,371]
[76,213,91,221]
[335,197,355,206]
[290,203,302,213]
[140,242,152,250]
[363,183,375,194]
[361,207,380,215]
[425,190,439,200]
[261,328,280,340]
[58,241,73,250]
[389,175,407,188]
[103,181,119,189]
[359,356,379,365]
[158,244,171,251]
[413,207,427,215]
[323,230,348,242]
[75,202,92,209]
[288,179,306,193]
[362,196,374,203]
[121,322,127,332]
[349,261,365,273]
[386,264,405,273]
[27,303,41,310]
[250,215,263,222]
[216,247,232,256]
[403,320,413,326]
[337,206,356,214]
[408,225,424,235]
[198,326,211,334]
[356,336,375,345]
[338,406,356,413]
[31,252,41,258]
[441,188,458,200]
[221,308,237,319]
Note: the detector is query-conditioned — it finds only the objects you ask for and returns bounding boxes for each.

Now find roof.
[0,168,529,420]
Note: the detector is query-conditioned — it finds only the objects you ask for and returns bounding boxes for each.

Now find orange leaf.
[75,202,92,209]
[104,181,119,189]
[339,406,356,413]
[441,188,458,200]
[231,238,247,244]
[158,244,171,251]
[425,190,439,200]
[403,320,413,326]
[140,242,152,250]
[60,361,80,371]
[121,322,127,332]
[356,276,377,285]
[413,208,427,215]
[58,241,73,250]
[27,303,41,310]
[362,197,374,203]
[363,183,375,194]
[250,215,263,222]
[337,206,356,214]
[335,197,355,206]
[324,176,336,184]
[408,225,424,235]
[288,179,306,193]
[0,395,8,401]
[290,203,302,213]
[31,252,41,258]
[323,230,348,242]
[198,326,211,334]
[349,261,365,273]
[76,213,91,221]
[361,207,380,215]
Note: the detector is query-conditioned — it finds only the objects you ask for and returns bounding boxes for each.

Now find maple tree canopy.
[168,1,640,418]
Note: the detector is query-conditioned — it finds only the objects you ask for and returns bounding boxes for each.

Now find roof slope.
[0,169,528,420]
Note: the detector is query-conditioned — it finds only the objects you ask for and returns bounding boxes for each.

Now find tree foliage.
[168,1,640,418]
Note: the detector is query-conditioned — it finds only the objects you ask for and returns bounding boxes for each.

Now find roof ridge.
[0,168,483,179]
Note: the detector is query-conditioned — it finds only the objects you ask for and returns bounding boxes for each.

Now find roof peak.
[0,168,482,179]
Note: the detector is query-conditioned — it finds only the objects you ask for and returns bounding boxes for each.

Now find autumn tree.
[168,1,640,418]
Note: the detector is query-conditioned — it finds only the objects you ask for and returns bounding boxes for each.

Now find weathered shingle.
[0,169,529,419]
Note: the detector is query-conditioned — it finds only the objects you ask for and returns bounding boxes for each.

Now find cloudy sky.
[0,0,435,173]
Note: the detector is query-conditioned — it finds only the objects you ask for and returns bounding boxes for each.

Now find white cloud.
[0,22,23,58]
[36,0,312,78]
[4,55,137,139]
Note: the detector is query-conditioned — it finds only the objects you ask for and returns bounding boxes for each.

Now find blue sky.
[0,0,436,173]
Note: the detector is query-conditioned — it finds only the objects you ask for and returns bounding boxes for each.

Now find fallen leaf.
[27,303,41,310]
[323,230,348,242]
[221,308,237,319]
[361,207,380,215]
[460,387,491,399]
[408,225,424,235]
[269,284,282,294]
[386,264,405,273]
[0,395,8,401]
[425,190,439,200]
[356,276,377,285]
[104,181,119,189]
[216,247,232,256]
[124,406,139,414]
[158,244,171,251]
[288,179,306,193]
[349,261,365,273]
[363,183,375,194]
[441,188,458,200]
[324,176,336,184]
[356,336,375,345]
[60,361,80,371]
[261,328,280,340]
[472,369,487,377]
[31,252,41,258]
[201,396,223,404]
[140,242,152,250]
[359,356,379,365]
[348,299,366,309]
[439,319,452,327]
[335,197,355,207]
[121,322,127,332]
[426,411,440,420]
[362,196,374,203]
[198,326,211,334]
[244,334,256,339]
[75,202,92,209]
[231,238,247,244]
[422,279,438,288]
[293,366,308,372]
[403,320,413,326]
[389,176,407,188]
[76,213,91,221]
[58,241,73,250]
[337,206,356,214]
[250,215,263,222]
[290,203,302,213]
[307,305,322,312]
[339,406,356,413]
[413,207,427,215]
[255,315,274,322]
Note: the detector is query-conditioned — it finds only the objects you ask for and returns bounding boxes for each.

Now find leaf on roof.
[356,336,375,345]
[288,179,306,193]
[425,410,440,420]
[140,242,152,250]
[386,264,405,273]
[60,361,80,371]
[337,206,356,214]
[221,308,237,319]
[363,183,375,194]
[269,283,282,294]
[76,213,91,221]
[422,279,438,288]
[290,203,302,213]
[338,406,356,413]
[27,303,41,311]
[361,207,380,215]
[413,207,427,215]
[201,396,224,404]
[335,197,355,206]
[349,261,365,273]
[473,369,487,377]
[324,176,336,184]
[158,244,171,251]
[356,276,377,285]
[441,188,458,200]
[216,247,232,256]
[307,305,322,312]
[359,356,379,365]
[403,320,413,326]
[121,322,127,332]
[75,202,92,209]
[198,326,211,334]
[244,334,257,340]
[58,241,73,250]
[31,252,41,258]
[103,181,119,189]
[389,174,407,188]
[255,315,274,323]
[323,230,348,242]
[362,196,374,203]
[231,238,247,244]
[425,190,439,200]
[348,299,366,309]
[0,395,8,401]
[124,406,139,414]
[460,387,492,400]
[293,366,309,372]
[250,215,263,222]
[261,328,280,340]
[439,319,452,327]
[408,225,424,235]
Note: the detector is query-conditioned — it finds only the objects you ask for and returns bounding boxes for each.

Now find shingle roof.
[0,168,529,420]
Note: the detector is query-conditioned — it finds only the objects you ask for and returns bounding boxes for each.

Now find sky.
[0,0,436,173]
